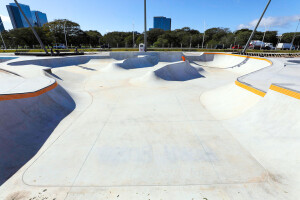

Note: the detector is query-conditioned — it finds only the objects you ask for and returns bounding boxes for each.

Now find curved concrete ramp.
[154,61,205,81]
[1,52,300,200]
[0,85,75,186]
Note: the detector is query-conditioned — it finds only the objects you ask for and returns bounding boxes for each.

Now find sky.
[0,0,300,35]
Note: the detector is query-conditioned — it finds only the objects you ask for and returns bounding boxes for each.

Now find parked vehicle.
[53,44,67,49]
[100,45,110,49]
[263,43,275,50]
[214,44,224,49]
[249,40,265,49]
[232,45,242,49]
[276,43,295,50]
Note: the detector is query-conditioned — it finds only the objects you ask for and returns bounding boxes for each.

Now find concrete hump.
[154,61,205,81]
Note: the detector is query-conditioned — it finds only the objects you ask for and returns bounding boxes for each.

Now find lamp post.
[144,0,147,52]
[14,0,48,54]
[0,22,7,49]
[202,21,206,49]
[242,0,272,54]
[290,19,300,50]
[64,21,68,49]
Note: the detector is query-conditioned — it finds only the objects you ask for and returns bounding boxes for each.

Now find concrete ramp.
[0,85,75,185]
[154,61,205,81]
[1,52,300,200]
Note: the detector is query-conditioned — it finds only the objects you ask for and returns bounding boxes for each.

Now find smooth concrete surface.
[0,52,299,200]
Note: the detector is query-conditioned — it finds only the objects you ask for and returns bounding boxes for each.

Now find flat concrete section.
[0,52,299,200]
[238,58,300,92]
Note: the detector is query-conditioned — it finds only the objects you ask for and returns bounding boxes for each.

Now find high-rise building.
[31,11,48,27]
[7,3,34,29]
[0,17,5,31]
[153,16,171,31]
[7,3,48,29]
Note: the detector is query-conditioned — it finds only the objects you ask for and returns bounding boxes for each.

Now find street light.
[144,0,147,52]
[290,19,300,50]
[0,21,7,49]
[64,21,68,49]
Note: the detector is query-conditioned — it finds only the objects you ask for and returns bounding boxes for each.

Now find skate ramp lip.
[191,52,272,69]
[7,55,110,68]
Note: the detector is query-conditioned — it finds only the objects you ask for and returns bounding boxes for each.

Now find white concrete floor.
[0,52,300,200]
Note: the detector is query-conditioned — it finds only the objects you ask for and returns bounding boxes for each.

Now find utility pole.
[242,0,271,54]
[64,21,68,49]
[290,19,300,50]
[133,23,135,48]
[14,0,48,54]
[261,24,268,50]
[0,22,7,49]
[144,0,147,52]
[202,21,206,49]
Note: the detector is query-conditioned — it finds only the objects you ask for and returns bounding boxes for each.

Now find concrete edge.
[235,80,266,97]
[270,84,300,100]
[0,81,58,101]
[203,52,273,65]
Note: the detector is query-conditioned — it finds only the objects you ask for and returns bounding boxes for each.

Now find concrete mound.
[0,85,75,186]
[102,55,158,71]
[154,61,205,81]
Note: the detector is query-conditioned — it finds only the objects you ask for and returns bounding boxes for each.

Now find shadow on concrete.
[0,85,75,186]
[8,56,110,68]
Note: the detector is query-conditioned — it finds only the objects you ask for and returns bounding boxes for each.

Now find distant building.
[6,3,48,29]
[31,11,48,27]
[0,17,5,31]
[153,16,171,31]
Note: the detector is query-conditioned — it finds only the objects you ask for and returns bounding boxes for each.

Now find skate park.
[0,51,300,199]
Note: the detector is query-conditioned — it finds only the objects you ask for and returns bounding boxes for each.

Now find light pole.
[144,0,147,51]
[133,23,135,48]
[0,22,7,49]
[202,21,206,49]
[242,0,272,54]
[64,21,68,49]
[14,0,48,54]
[290,19,300,50]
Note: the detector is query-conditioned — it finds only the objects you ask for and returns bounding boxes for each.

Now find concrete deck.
[0,52,299,200]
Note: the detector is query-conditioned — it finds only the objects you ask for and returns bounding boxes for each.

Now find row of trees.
[0,19,299,49]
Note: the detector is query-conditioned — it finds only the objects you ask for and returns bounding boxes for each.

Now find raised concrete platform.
[0,52,299,200]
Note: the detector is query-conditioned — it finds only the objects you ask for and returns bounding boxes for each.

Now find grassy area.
[1,48,300,54]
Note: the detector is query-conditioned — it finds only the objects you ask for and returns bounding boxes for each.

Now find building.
[0,17,5,31]
[153,16,171,31]
[31,11,48,27]
[7,3,48,29]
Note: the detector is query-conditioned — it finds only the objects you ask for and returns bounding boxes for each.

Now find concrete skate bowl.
[110,52,183,62]
[154,61,205,81]
[0,84,75,186]
[187,52,272,76]
[7,55,110,69]
[197,53,273,120]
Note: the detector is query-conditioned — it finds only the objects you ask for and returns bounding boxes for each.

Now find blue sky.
[0,0,300,34]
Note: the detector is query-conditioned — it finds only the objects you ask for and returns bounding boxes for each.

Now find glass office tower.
[153,16,171,31]
[0,17,5,31]
[32,11,48,27]
[6,3,34,29]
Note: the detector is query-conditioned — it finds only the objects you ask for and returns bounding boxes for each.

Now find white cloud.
[0,15,12,30]
[237,15,300,30]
